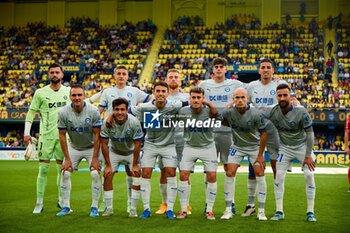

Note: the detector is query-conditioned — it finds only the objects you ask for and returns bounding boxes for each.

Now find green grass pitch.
[0,161,349,233]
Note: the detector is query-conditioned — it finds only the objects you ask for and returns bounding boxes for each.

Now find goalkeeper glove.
[24,137,38,161]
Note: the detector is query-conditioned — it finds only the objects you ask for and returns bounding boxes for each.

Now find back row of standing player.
[24,58,316,221]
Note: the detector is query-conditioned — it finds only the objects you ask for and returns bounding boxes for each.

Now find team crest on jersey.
[127,92,132,98]
[85,118,92,124]
[270,90,276,95]
[225,87,231,92]
[125,129,132,136]
[289,121,296,127]
[64,95,68,100]
[246,121,253,127]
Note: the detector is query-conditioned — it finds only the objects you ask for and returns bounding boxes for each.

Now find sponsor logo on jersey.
[209,95,229,102]
[255,97,274,105]
[70,126,90,133]
[48,101,67,108]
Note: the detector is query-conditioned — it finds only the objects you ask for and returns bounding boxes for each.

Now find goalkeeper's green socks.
[36,162,50,204]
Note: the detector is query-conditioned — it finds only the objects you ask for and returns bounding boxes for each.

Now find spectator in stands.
[327,40,334,56]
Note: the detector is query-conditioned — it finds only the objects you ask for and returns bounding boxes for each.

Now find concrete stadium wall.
[0,0,347,28]
[15,2,47,27]
[65,1,99,22]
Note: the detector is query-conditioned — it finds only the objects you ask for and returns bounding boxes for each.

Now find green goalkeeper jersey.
[29,85,70,139]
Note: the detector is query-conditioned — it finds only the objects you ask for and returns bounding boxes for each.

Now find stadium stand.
[0,18,156,109]
[154,15,350,110]
[0,15,349,148]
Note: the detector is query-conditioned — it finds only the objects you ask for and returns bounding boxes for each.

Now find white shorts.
[227,145,259,165]
[67,144,95,170]
[158,152,182,170]
[214,132,232,164]
[180,143,217,172]
[109,150,134,172]
[141,143,178,168]
[277,144,315,172]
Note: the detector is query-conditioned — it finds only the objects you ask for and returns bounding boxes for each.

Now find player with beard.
[24,63,71,214]
[265,84,317,222]
[243,58,286,216]
[155,69,192,215]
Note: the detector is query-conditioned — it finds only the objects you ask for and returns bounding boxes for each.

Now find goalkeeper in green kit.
[24,63,71,214]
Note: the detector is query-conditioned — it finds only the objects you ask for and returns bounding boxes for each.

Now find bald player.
[266,84,317,222]
[221,87,268,221]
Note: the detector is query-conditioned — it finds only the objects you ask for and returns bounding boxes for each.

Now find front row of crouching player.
[54,82,316,222]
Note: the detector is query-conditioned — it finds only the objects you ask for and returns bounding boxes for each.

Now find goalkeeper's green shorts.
[37,138,64,161]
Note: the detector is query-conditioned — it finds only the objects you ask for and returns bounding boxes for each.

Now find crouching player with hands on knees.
[100,98,143,217]
[177,87,219,220]
[56,84,102,217]
[221,87,268,221]
[265,83,317,222]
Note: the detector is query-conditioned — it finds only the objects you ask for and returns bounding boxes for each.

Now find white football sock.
[248,179,257,206]
[178,181,189,211]
[104,190,113,210]
[141,178,151,210]
[206,182,217,212]
[256,176,267,209]
[166,176,177,211]
[187,183,191,206]
[224,176,234,211]
[126,175,132,206]
[304,166,316,213]
[131,177,141,210]
[60,171,71,208]
[91,170,101,208]
[274,170,286,212]
[159,183,167,204]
